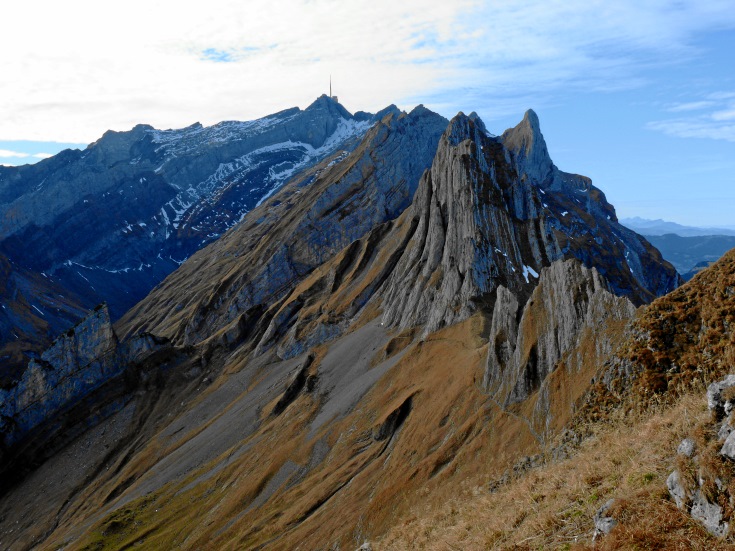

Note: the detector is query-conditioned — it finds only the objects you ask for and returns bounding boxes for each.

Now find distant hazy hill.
[642,234,735,277]
[621,216,735,237]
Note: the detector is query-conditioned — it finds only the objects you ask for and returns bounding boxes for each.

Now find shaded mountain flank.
[0,96,394,374]
[642,233,735,278]
[0,107,701,550]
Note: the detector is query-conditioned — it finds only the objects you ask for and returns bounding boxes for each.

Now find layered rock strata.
[0,304,170,461]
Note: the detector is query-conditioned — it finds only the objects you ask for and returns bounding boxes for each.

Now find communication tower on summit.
[330,76,338,103]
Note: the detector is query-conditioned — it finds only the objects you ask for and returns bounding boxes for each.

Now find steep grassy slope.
[581,247,735,421]
[378,248,735,549]
[378,392,728,550]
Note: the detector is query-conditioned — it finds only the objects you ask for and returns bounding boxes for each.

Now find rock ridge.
[0,303,171,466]
[377,111,676,336]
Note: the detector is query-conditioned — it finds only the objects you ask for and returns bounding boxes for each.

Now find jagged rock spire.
[500,109,554,186]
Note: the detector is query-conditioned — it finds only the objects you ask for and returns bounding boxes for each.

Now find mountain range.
[621,216,735,237]
[0,96,396,377]
[620,217,735,279]
[1,97,733,550]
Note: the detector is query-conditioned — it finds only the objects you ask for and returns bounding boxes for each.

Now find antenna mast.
[329,76,338,103]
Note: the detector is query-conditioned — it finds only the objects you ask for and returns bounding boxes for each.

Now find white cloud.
[0,149,30,158]
[32,153,53,159]
[2,1,735,142]
[648,94,735,141]
[712,108,735,121]
[647,120,735,142]
[667,101,716,112]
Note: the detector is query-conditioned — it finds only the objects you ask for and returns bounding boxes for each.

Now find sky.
[2,0,734,227]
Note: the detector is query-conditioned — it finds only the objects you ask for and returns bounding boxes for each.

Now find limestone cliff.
[484,259,636,441]
[378,112,676,335]
[0,304,170,461]
[190,110,679,363]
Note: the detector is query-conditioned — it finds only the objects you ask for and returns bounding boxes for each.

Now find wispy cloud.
[649,92,735,141]
[666,101,716,112]
[712,108,735,121]
[647,120,735,142]
[0,149,30,158]
[2,1,735,142]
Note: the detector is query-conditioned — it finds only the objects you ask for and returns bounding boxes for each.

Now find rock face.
[122,109,678,368]
[0,252,87,383]
[0,96,379,371]
[483,259,636,440]
[666,375,735,538]
[0,303,170,459]
[119,105,449,350]
[378,111,676,335]
[485,260,636,404]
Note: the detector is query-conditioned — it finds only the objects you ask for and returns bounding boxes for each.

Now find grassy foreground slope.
[379,248,735,550]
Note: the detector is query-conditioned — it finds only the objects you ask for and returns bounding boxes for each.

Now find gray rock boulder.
[667,470,688,509]
[708,374,735,417]
[593,499,617,540]
[691,490,728,537]
[667,471,729,536]
[677,437,696,458]
[721,431,735,460]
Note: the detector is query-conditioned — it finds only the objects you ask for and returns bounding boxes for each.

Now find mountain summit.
[0,98,390,371]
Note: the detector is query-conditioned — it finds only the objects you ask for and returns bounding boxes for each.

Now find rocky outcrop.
[0,304,170,455]
[593,499,618,540]
[666,376,735,538]
[482,259,636,439]
[378,111,675,336]
[0,252,87,383]
[486,260,636,404]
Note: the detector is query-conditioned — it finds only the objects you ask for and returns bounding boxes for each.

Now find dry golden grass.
[40,250,735,550]
[377,392,733,550]
[51,315,544,550]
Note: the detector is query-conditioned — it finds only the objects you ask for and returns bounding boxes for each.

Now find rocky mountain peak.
[442,111,489,147]
[468,111,489,135]
[378,109,678,335]
[501,108,554,185]
[305,94,353,120]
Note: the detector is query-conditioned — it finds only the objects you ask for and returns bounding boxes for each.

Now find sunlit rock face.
[379,111,678,335]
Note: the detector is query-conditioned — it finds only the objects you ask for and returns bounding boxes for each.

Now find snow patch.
[522,265,539,283]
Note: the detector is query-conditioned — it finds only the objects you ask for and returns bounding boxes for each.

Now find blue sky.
[2,0,734,227]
